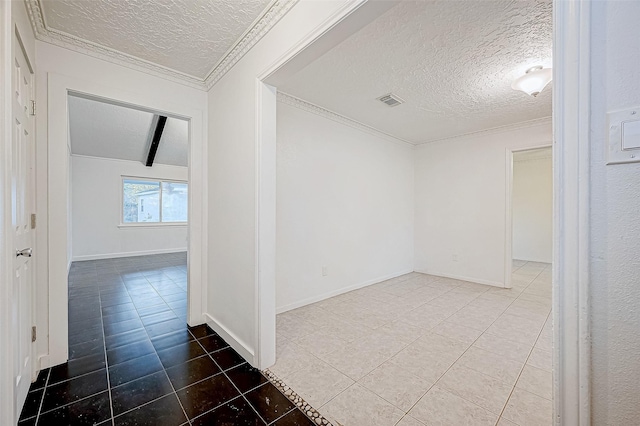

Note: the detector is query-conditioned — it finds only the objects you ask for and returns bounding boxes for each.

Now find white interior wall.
[590,1,640,423]
[414,120,552,287]
[512,153,552,263]
[207,0,367,367]
[276,101,414,313]
[71,155,188,261]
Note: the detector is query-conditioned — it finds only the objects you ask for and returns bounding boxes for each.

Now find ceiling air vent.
[377,93,404,107]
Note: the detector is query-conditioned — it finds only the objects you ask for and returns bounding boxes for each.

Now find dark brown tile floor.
[18,253,314,426]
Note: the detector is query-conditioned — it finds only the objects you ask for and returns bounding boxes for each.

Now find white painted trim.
[0,2,15,425]
[504,143,553,290]
[552,0,591,424]
[23,0,299,89]
[264,1,398,89]
[204,313,254,363]
[254,81,277,369]
[277,91,414,147]
[117,224,188,229]
[72,248,187,262]
[504,148,514,289]
[37,354,51,370]
[418,116,553,145]
[276,269,414,314]
[45,73,207,366]
[414,270,504,288]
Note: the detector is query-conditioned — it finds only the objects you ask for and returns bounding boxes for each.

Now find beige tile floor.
[272,261,552,426]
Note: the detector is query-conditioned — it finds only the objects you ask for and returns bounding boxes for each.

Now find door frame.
[504,143,553,288]
[552,0,592,424]
[44,73,208,368]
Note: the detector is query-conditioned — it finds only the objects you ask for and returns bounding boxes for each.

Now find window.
[123,178,188,224]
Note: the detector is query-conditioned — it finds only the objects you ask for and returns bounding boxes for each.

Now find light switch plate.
[607,107,640,165]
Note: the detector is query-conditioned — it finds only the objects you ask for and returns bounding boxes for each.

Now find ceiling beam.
[145,115,167,167]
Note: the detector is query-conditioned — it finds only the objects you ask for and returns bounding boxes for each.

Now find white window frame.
[120,176,188,227]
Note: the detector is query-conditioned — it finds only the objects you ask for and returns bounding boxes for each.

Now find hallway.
[18,254,313,425]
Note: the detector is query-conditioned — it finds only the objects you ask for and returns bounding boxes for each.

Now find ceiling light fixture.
[511,66,552,97]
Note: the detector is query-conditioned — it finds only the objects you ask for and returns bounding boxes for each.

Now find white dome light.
[511,66,553,97]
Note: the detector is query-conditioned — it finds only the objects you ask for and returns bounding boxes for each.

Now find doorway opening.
[65,94,191,366]
[42,72,207,372]
[506,146,553,287]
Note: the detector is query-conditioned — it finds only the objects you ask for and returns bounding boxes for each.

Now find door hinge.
[31,213,36,229]
[31,326,36,342]
[30,100,36,116]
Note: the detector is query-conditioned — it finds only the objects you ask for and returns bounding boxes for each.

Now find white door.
[11,31,35,419]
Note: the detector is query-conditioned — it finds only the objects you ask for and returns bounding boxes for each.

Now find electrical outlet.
[452,254,458,262]
[322,266,328,276]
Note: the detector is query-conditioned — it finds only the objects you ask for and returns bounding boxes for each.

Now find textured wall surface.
[590,1,640,424]
[40,0,271,78]
[279,0,552,143]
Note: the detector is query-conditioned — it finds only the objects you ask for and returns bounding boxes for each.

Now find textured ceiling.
[28,0,295,87]
[278,0,552,144]
[68,95,188,167]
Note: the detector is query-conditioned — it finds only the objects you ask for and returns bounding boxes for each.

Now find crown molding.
[204,0,298,89]
[418,116,553,145]
[23,0,298,91]
[277,92,415,147]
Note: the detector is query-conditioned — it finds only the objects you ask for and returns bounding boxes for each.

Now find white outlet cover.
[607,107,640,164]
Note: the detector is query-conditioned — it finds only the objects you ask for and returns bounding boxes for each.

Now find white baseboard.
[38,354,51,370]
[72,247,187,262]
[513,257,553,264]
[276,269,415,314]
[203,313,255,366]
[415,269,505,288]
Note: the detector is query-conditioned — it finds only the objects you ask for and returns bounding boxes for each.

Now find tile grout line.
[39,256,191,422]
[286,275,481,419]
[298,265,548,425]
[399,264,548,423]
[190,333,272,425]
[495,309,552,425]
[411,263,548,425]
[292,283,460,421]
[190,325,319,425]
[97,279,117,426]
[119,274,193,426]
[32,364,51,424]
[494,263,553,425]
